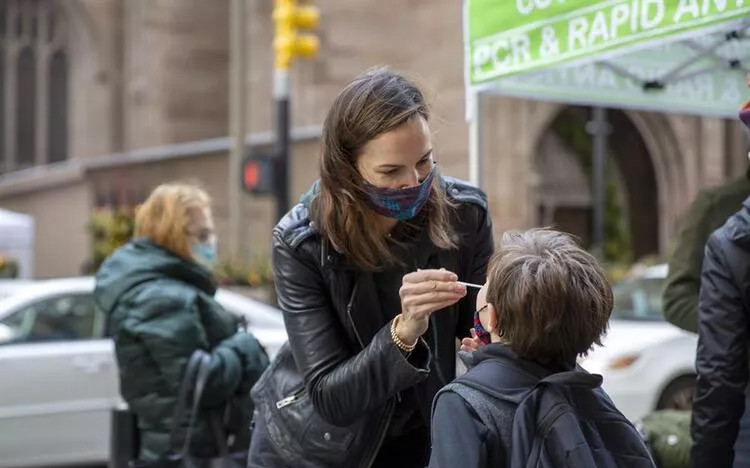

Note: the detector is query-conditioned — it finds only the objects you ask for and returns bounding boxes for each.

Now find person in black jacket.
[247,67,494,468]
[429,228,623,468]
[691,98,750,468]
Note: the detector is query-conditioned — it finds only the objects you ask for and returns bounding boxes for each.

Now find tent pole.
[469,91,483,188]
[589,107,610,258]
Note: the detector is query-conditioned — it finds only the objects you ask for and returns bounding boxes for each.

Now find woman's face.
[355,116,433,190]
[186,205,218,267]
[187,206,217,247]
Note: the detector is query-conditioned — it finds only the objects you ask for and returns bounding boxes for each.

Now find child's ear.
[487,303,499,333]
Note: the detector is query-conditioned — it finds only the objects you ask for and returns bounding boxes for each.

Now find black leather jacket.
[257,176,493,467]
[692,196,750,467]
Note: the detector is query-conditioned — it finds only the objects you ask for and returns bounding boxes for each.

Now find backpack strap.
[166,350,210,453]
[177,351,212,456]
[432,382,511,468]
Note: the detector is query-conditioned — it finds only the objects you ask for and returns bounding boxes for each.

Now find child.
[428,228,655,468]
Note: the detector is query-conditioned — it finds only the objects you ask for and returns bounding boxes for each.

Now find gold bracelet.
[391,314,417,353]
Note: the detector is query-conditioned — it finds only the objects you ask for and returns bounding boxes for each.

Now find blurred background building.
[0,0,747,277]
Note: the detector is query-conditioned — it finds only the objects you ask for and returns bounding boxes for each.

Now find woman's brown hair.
[310,67,456,271]
[134,182,211,260]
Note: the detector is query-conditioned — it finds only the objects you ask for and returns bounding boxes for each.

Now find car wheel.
[656,375,696,411]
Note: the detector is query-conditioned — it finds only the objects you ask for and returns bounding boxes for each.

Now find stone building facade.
[0,0,746,277]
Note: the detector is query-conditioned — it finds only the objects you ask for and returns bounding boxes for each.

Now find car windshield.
[611,276,666,321]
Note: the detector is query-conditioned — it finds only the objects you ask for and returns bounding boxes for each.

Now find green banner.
[486,32,749,117]
[467,0,750,85]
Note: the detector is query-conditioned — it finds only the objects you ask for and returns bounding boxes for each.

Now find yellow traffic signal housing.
[273,0,320,70]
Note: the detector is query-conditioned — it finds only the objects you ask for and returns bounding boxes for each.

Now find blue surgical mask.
[192,242,218,269]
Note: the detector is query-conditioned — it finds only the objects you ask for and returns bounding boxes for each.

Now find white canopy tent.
[464,1,750,246]
[0,208,35,278]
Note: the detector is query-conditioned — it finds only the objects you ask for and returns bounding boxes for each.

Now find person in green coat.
[94,182,269,463]
[663,168,750,333]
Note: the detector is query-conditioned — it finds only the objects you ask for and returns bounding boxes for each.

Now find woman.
[249,68,494,467]
[94,182,269,463]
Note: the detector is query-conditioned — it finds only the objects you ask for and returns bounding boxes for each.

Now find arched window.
[48,49,67,163]
[1,0,68,174]
[16,46,36,167]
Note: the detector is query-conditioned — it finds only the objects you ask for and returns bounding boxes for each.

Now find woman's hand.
[395,269,466,345]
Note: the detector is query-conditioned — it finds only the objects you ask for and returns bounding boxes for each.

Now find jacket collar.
[725,196,750,248]
[470,343,576,375]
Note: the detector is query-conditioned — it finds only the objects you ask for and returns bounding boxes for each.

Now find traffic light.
[242,154,275,195]
[273,0,320,71]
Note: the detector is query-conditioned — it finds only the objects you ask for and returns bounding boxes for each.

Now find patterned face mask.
[473,304,492,345]
[362,165,435,221]
[740,100,750,130]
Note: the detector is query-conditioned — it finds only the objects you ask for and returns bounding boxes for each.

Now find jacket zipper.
[347,280,402,407]
[430,314,448,387]
[275,387,305,409]
[358,400,395,468]
[346,278,396,468]
[346,280,365,349]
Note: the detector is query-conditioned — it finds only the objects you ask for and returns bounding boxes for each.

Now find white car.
[580,264,698,423]
[0,279,36,301]
[0,277,287,468]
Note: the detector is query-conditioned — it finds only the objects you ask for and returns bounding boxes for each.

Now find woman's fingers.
[402,269,457,284]
[401,290,465,309]
[402,297,465,321]
[399,269,466,327]
[400,279,465,297]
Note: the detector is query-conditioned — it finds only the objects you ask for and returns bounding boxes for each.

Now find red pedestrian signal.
[242,155,275,195]
[244,161,260,189]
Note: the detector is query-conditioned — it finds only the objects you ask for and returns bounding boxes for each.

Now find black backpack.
[435,357,656,468]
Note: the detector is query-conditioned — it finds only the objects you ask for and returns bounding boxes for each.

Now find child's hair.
[485,228,612,364]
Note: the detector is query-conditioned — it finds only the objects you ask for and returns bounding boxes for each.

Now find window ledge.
[0,161,85,197]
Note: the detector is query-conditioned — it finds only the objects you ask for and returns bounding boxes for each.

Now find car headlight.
[607,354,640,370]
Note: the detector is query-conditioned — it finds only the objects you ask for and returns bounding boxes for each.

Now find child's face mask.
[473,304,492,345]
